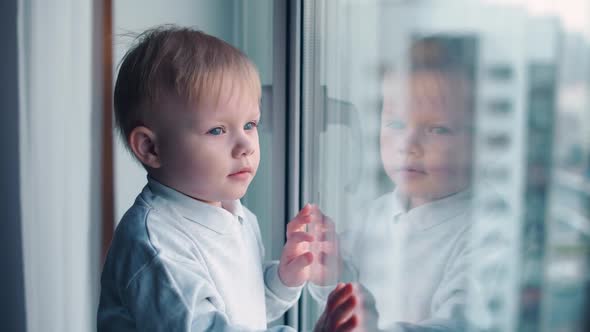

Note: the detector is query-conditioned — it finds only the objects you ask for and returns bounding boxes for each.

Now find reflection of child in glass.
[309,38,475,331]
[97,26,358,332]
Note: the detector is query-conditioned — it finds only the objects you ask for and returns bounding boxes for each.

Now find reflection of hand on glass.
[314,283,359,332]
[309,205,343,286]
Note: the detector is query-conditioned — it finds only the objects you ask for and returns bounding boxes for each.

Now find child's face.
[380,70,473,207]
[151,85,261,206]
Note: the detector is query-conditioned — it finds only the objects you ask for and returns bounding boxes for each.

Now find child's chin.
[225,187,249,201]
[397,186,429,199]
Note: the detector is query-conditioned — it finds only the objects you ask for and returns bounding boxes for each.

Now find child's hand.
[278,204,315,287]
[314,283,359,332]
[310,210,342,286]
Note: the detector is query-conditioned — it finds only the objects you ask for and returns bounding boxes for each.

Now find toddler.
[98,25,358,332]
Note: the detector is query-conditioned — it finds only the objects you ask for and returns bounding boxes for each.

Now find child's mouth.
[397,166,426,174]
[396,166,427,178]
[228,167,253,180]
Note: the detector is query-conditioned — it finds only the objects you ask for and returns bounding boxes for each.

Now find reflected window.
[487,64,513,81]
[488,98,513,115]
[486,132,511,149]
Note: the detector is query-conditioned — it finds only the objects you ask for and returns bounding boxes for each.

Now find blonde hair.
[114,25,261,148]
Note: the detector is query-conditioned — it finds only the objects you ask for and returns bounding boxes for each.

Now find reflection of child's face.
[380,70,473,207]
[150,80,261,206]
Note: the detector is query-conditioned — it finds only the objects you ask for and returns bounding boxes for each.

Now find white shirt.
[310,189,475,331]
[98,178,301,331]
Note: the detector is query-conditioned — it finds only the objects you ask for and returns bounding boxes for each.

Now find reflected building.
[378,1,561,331]
[546,31,590,332]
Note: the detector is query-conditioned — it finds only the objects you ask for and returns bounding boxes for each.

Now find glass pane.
[301,1,590,331]
[113,0,281,259]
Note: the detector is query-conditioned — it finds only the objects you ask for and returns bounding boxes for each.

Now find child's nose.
[397,129,422,155]
[232,132,256,158]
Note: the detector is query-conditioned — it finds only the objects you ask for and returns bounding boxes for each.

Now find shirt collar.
[144,177,246,235]
[390,188,472,231]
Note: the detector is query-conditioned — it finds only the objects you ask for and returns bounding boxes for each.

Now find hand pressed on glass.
[278,203,316,287]
[314,283,359,332]
[309,206,342,286]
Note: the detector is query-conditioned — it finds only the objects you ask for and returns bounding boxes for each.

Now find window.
[488,98,513,115]
[488,64,514,81]
[299,1,590,331]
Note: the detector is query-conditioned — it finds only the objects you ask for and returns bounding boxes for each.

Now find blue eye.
[207,127,225,135]
[428,126,452,135]
[244,121,258,130]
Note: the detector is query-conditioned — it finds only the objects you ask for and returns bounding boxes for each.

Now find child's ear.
[129,126,161,169]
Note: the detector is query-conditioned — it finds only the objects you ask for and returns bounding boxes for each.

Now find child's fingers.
[315,228,337,242]
[332,282,345,292]
[328,283,352,302]
[327,295,357,330]
[287,230,314,242]
[334,294,356,318]
[327,283,354,312]
[298,203,314,216]
[319,240,338,253]
[282,233,313,260]
[287,209,313,235]
[287,204,331,237]
[335,315,358,332]
[312,231,338,258]
[314,222,335,234]
[311,214,335,230]
[312,215,336,236]
[285,251,313,271]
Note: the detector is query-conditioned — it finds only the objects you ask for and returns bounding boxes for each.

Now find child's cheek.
[428,164,472,194]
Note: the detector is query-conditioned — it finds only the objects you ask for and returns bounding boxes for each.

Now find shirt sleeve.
[242,208,303,322]
[116,254,296,332]
[263,261,304,322]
